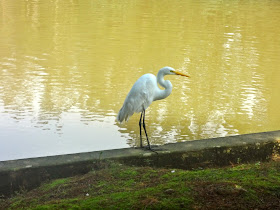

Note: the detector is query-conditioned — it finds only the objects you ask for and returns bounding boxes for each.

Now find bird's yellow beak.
[174,71,190,78]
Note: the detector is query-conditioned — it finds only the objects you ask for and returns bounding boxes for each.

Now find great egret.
[117,66,189,150]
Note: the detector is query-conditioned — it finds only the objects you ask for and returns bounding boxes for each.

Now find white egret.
[117,66,189,150]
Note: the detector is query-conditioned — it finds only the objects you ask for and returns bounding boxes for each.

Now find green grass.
[42,178,70,191]
[1,160,280,209]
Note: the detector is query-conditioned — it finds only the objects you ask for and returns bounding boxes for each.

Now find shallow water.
[0,0,280,160]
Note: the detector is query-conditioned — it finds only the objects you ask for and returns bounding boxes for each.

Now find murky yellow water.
[0,0,280,160]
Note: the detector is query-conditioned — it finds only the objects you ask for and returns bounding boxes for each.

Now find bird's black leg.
[139,111,143,148]
[142,109,151,150]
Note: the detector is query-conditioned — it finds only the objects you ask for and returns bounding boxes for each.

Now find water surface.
[1,0,280,161]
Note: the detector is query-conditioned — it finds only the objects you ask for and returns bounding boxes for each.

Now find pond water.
[0,0,280,161]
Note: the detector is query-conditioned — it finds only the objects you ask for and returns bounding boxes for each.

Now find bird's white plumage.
[117,73,157,122]
[117,66,186,123]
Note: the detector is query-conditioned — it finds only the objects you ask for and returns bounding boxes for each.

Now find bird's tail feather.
[117,105,130,123]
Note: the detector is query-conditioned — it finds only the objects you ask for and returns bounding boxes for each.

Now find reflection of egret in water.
[117,67,189,150]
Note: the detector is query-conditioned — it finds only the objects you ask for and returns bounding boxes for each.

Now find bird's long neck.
[154,71,172,101]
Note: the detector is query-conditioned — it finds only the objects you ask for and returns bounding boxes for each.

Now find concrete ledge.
[1,130,280,198]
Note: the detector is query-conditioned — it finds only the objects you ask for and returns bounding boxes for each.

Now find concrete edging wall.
[0,130,280,198]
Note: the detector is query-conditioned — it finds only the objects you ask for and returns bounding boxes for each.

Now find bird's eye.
[170,70,174,73]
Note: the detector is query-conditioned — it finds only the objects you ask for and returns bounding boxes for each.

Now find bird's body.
[117,73,171,122]
[117,66,189,149]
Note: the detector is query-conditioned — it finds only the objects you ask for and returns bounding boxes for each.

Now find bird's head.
[160,66,190,77]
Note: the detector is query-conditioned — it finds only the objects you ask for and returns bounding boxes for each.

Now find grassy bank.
[1,160,280,209]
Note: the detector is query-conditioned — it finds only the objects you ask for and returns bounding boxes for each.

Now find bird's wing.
[117,74,156,123]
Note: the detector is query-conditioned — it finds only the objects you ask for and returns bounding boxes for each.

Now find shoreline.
[1,130,280,197]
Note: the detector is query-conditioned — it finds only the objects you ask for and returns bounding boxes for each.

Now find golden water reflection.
[0,0,280,160]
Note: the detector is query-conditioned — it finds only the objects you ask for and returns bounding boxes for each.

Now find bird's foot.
[140,145,164,154]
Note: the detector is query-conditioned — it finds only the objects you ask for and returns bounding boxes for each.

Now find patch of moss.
[43,178,70,191]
